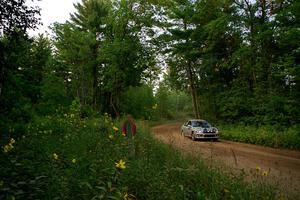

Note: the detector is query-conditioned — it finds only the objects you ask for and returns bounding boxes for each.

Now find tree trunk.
[92,64,97,107]
[183,21,200,119]
[92,43,98,108]
[186,61,200,119]
[110,93,120,118]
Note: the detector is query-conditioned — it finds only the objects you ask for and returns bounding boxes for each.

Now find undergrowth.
[219,124,300,150]
[0,112,278,199]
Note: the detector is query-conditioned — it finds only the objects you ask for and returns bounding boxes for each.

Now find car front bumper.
[195,133,219,139]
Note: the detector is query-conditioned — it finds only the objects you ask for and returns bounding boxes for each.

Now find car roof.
[188,119,206,121]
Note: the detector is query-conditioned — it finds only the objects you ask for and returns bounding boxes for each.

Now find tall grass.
[0,113,278,199]
[219,124,300,150]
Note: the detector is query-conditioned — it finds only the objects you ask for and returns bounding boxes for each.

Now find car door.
[186,121,192,137]
[182,121,189,136]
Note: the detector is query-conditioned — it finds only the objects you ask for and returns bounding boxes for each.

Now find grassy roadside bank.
[151,118,300,150]
[219,124,300,150]
[1,114,278,199]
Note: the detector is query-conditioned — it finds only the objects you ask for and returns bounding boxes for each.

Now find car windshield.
[191,121,211,128]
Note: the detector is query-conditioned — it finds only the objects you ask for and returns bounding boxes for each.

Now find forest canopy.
[1,0,299,131]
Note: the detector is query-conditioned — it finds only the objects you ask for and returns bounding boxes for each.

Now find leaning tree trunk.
[110,93,120,118]
[187,61,200,119]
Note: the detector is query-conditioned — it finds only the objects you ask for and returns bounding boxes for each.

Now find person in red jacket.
[122,114,136,138]
[122,115,136,158]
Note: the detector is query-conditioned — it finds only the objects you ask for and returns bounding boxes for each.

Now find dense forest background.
[1,1,300,198]
[1,0,299,136]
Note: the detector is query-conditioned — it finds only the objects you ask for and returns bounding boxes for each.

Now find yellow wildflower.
[278,196,288,200]
[72,158,76,163]
[123,192,135,200]
[113,126,119,132]
[109,135,114,140]
[255,166,261,172]
[115,159,126,170]
[3,138,16,153]
[152,103,158,110]
[123,192,128,200]
[10,138,15,144]
[53,153,59,160]
[224,188,230,193]
[3,144,13,153]
[262,171,268,177]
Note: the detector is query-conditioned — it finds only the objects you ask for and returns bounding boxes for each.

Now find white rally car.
[181,119,219,141]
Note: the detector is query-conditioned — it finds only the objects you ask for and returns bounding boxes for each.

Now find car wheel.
[192,133,196,141]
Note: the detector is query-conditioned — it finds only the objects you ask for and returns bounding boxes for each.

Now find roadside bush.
[0,115,277,199]
[219,124,300,150]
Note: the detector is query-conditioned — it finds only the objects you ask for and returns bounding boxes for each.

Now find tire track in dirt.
[151,123,300,198]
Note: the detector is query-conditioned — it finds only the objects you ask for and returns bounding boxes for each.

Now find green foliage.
[0,0,41,35]
[155,83,193,120]
[1,1,299,199]
[155,84,171,118]
[51,0,160,116]
[217,82,254,124]
[1,4,300,200]
[160,0,300,126]
[0,33,34,137]
[220,124,300,150]
[38,73,69,115]
[51,22,97,106]
[0,115,277,199]
[0,1,43,137]
[120,85,155,119]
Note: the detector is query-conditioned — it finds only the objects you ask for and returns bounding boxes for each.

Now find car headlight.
[196,130,203,134]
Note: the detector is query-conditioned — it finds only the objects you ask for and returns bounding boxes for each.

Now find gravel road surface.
[151,123,300,198]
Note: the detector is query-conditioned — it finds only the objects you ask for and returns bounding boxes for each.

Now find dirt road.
[151,123,300,198]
